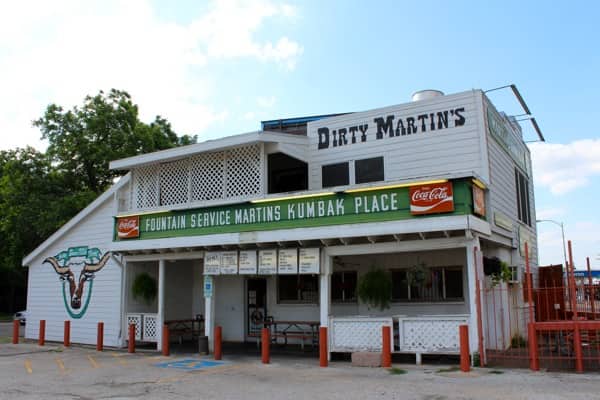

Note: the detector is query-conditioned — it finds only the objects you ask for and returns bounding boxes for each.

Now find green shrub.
[357,267,392,310]
[132,272,157,305]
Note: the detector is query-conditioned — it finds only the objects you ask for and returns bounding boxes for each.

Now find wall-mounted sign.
[117,216,139,239]
[220,251,238,274]
[239,250,257,275]
[114,180,474,241]
[203,275,213,298]
[409,182,454,215]
[299,248,320,274]
[316,106,466,150]
[204,252,221,275]
[472,186,486,217]
[258,250,277,275]
[278,249,298,274]
[519,225,534,256]
[494,211,513,231]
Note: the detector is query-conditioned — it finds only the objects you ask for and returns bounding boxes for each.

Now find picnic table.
[165,316,204,344]
[264,319,320,349]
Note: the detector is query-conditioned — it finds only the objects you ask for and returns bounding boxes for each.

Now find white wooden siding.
[25,198,123,347]
[307,90,487,189]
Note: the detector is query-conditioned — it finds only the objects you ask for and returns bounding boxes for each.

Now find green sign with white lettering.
[114,180,474,241]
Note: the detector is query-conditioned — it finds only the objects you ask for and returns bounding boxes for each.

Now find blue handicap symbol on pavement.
[154,359,225,371]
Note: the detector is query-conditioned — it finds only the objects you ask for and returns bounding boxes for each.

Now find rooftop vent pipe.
[411,90,444,102]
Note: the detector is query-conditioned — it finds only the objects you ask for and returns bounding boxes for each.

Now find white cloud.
[257,96,277,108]
[530,139,600,195]
[0,0,302,150]
[538,219,600,269]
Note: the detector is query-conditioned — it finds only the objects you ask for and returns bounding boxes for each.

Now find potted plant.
[357,267,392,310]
[132,272,157,304]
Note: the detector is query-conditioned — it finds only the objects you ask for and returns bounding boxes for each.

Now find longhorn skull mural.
[44,246,110,318]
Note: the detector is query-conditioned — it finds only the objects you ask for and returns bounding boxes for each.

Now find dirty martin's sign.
[316,106,466,150]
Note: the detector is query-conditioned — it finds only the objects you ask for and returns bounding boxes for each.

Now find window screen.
[322,162,349,188]
[355,157,384,184]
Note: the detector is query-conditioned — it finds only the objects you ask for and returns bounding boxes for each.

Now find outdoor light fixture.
[485,83,545,142]
[471,178,487,190]
[343,179,448,194]
[536,219,568,268]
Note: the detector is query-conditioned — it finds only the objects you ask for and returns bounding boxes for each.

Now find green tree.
[34,89,196,194]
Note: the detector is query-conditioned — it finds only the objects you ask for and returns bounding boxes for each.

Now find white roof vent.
[411,90,444,102]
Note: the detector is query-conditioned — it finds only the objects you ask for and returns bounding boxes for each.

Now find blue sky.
[0,0,598,267]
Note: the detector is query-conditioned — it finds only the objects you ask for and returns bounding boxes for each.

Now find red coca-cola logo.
[117,216,139,238]
[409,182,454,215]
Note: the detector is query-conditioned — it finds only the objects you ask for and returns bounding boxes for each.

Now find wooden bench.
[165,317,204,344]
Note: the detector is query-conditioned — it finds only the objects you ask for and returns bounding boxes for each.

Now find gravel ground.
[0,342,598,400]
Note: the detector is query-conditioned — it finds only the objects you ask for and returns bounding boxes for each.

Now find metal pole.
[560,222,568,270]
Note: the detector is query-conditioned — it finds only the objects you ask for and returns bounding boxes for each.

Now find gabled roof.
[21,174,130,267]
[109,130,308,170]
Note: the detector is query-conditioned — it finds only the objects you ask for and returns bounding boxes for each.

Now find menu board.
[204,252,221,275]
[278,249,298,274]
[239,250,257,275]
[258,249,277,275]
[299,248,320,274]
[220,251,238,274]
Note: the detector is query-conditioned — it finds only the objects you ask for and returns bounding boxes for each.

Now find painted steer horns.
[44,253,110,309]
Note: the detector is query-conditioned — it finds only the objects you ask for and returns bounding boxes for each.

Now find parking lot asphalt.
[0,342,598,400]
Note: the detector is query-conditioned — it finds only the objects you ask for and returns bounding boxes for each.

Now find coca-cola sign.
[117,216,140,239]
[409,182,454,215]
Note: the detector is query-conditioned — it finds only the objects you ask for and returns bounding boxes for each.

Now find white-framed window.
[391,266,464,302]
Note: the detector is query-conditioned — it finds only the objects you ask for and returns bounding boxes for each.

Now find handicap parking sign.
[155,359,225,371]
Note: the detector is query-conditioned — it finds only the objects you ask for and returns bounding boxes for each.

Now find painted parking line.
[87,355,99,369]
[154,359,226,371]
[111,353,128,366]
[55,357,66,373]
[24,359,32,374]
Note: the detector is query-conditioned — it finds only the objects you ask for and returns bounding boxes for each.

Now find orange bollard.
[261,327,270,364]
[39,320,46,346]
[319,326,328,367]
[12,320,19,344]
[382,326,392,368]
[64,320,71,347]
[459,325,470,372]
[528,323,539,371]
[162,324,170,356]
[214,326,222,360]
[128,323,135,353]
[97,322,104,352]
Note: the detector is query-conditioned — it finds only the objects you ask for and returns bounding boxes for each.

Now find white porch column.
[204,275,216,352]
[157,259,165,351]
[319,249,331,328]
[465,233,482,356]
[119,257,128,348]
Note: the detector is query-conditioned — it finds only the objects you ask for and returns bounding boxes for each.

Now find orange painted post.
[12,320,19,344]
[128,323,135,353]
[382,326,392,368]
[567,241,578,320]
[64,320,71,347]
[39,320,46,346]
[261,327,270,364]
[587,257,596,319]
[97,322,104,352]
[528,323,539,371]
[459,325,470,372]
[573,322,584,373]
[319,326,328,367]
[162,324,170,356]
[214,326,222,360]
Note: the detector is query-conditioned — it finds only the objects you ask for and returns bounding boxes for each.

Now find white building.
[22,88,541,362]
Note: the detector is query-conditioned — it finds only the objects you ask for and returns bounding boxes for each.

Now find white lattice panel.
[132,165,159,209]
[127,144,264,212]
[142,314,158,342]
[397,315,469,353]
[127,314,142,341]
[160,159,190,206]
[225,145,261,198]
[329,317,393,352]
[190,152,225,201]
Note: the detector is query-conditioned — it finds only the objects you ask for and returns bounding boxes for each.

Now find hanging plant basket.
[357,267,392,311]
[132,272,157,305]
